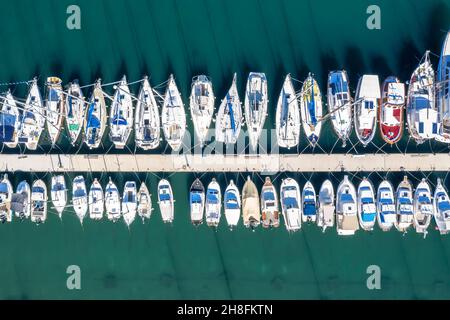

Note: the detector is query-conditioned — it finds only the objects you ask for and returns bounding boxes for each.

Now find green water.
[1,0,450,299]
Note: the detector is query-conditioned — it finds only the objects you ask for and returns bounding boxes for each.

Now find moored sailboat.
[300,73,323,147]
[327,70,352,147]
[105,177,120,222]
[72,175,88,224]
[0,90,20,148]
[122,181,137,227]
[65,80,86,145]
[190,75,215,145]
[109,76,133,149]
[134,76,160,150]
[354,75,380,146]
[45,77,65,146]
[162,75,186,152]
[436,31,450,143]
[215,74,242,144]
[224,180,241,230]
[276,74,300,149]
[260,177,280,228]
[244,72,268,150]
[379,76,405,144]
[84,79,107,149]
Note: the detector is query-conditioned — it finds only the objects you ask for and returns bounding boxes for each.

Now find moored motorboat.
[122,181,137,227]
[84,79,107,149]
[300,73,323,147]
[190,75,215,145]
[377,180,396,231]
[189,178,205,226]
[302,181,317,223]
[357,177,376,231]
[109,75,133,149]
[406,51,438,144]
[260,177,280,228]
[14,181,31,220]
[276,74,300,149]
[224,179,241,230]
[244,72,268,150]
[242,176,260,230]
[31,179,47,224]
[0,89,20,148]
[280,177,301,232]
[215,74,242,144]
[433,178,450,235]
[205,178,221,228]
[0,174,13,223]
[436,31,450,143]
[327,70,352,147]
[89,178,104,220]
[395,176,413,233]
[137,182,152,222]
[105,177,120,222]
[354,75,380,146]
[413,178,433,237]
[317,179,335,232]
[51,175,67,218]
[336,175,359,236]
[65,80,86,145]
[134,76,160,150]
[379,76,405,144]
[158,179,174,223]
[72,175,88,224]
[162,75,186,152]
[18,78,44,150]
[46,77,65,146]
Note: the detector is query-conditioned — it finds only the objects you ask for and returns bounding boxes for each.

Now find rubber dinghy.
[280,177,301,232]
[354,75,380,146]
[110,75,133,149]
[134,76,160,150]
[45,76,65,146]
[190,75,215,145]
[379,76,405,144]
[436,30,450,143]
[18,78,44,150]
[65,80,86,145]
[0,89,20,148]
[189,178,205,226]
[84,79,107,149]
[276,74,300,149]
[224,179,241,230]
[300,73,323,147]
[244,72,268,150]
[406,51,438,144]
[215,73,242,144]
[327,70,352,147]
[162,75,186,152]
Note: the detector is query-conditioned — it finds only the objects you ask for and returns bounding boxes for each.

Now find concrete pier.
[0,153,448,172]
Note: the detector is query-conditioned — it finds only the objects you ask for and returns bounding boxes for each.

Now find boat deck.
[2,153,449,172]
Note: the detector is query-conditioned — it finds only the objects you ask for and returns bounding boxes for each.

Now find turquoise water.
[0,0,450,299]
